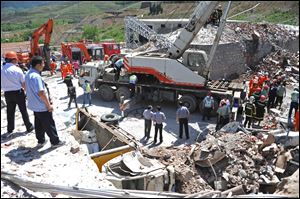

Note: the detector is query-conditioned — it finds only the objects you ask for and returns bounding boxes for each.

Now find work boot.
[27,125,34,133]
[51,140,66,148]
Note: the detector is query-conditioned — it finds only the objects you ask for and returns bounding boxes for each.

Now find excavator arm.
[30,18,53,70]
[31,19,53,56]
[61,42,92,62]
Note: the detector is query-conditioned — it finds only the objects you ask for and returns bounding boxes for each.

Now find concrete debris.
[275,169,299,197]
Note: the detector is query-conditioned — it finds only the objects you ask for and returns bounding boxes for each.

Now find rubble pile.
[237,50,299,84]
[142,145,214,194]
[142,130,299,196]
[228,23,299,45]
[195,131,299,194]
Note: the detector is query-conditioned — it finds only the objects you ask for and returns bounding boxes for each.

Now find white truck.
[79,1,243,116]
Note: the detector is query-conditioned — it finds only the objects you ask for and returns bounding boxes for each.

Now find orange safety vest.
[50,62,56,71]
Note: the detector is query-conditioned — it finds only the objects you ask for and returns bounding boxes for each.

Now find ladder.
[124,16,172,49]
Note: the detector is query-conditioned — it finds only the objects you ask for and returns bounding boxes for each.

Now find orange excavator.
[61,42,104,64]
[17,19,53,70]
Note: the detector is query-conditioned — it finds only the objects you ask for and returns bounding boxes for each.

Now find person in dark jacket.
[63,74,73,96]
[267,82,278,111]
[254,95,267,126]
[68,86,78,109]
[244,96,256,128]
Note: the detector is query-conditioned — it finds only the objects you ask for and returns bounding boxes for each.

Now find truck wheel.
[179,95,197,113]
[98,85,114,101]
[199,98,219,117]
[116,86,131,102]
[101,113,120,125]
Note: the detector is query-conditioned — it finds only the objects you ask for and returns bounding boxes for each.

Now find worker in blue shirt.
[25,56,64,148]
[176,101,190,139]
[1,51,33,136]
[114,58,123,81]
[152,106,166,144]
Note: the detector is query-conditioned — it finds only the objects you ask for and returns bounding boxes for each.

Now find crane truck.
[79,1,243,116]
[17,19,53,70]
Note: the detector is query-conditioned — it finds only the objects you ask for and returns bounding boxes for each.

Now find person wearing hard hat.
[1,51,34,136]
[244,96,256,128]
[254,95,267,126]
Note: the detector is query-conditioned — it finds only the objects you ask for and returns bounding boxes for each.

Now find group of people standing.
[244,71,299,129]
[142,102,191,145]
[1,52,64,147]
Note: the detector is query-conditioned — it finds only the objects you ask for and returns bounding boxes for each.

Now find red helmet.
[263,85,269,89]
[260,95,266,101]
[5,51,18,60]
[256,87,262,92]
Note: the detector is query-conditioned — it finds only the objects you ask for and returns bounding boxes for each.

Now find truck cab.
[182,49,208,76]
[78,60,110,88]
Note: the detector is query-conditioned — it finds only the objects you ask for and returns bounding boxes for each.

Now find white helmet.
[249,96,255,103]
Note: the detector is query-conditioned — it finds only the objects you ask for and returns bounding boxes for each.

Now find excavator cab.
[87,45,104,61]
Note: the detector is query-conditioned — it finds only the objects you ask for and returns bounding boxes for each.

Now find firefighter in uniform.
[244,96,256,128]
[254,95,267,126]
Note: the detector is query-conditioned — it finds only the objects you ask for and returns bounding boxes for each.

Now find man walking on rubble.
[267,81,278,111]
[216,100,231,130]
[1,51,34,136]
[288,87,299,120]
[176,101,190,140]
[275,82,286,109]
[25,56,65,148]
[244,96,256,128]
[143,105,153,140]
[152,106,166,144]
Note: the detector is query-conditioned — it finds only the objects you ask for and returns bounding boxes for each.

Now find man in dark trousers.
[152,106,166,144]
[176,101,190,139]
[244,96,256,128]
[25,56,65,148]
[1,51,33,136]
[143,105,153,139]
[68,86,78,109]
[63,74,73,96]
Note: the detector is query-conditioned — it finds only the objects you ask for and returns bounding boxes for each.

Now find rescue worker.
[294,106,299,131]
[252,87,262,103]
[202,92,214,121]
[267,82,278,111]
[288,87,299,120]
[66,61,73,76]
[60,61,67,79]
[129,74,137,97]
[249,78,259,97]
[254,95,267,126]
[63,74,73,96]
[1,51,34,135]
[275,82,286,109]
[73,60,80,76]
[104,54,109,64]
[241,79,248,102]
[261,85,269,98]
[143,105,153,140]
[152,106,166,144]
[82,80,92,107]
[244,96,256,128]
[114,58,124,81]
[216,100,231,130]
[216,4,223,25]
[67,86,78,109]
[50,59,57,76]
[176,101,190,140]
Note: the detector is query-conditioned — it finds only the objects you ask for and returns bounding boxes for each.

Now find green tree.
[82,25,100,41]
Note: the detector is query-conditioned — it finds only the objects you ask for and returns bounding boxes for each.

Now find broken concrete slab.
[274,131,299,147]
